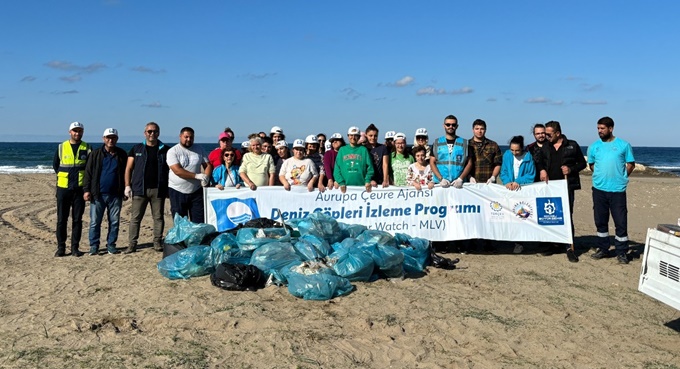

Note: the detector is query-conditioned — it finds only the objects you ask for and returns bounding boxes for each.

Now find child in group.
[406,146,435,190]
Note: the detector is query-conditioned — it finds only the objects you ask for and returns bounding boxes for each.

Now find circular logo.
[226,201,254,224]
[489,201,502,212]
[513,201,533,220]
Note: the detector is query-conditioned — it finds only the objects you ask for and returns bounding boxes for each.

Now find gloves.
[124,186,133,199]
[195,173,209,187]
[439,179,451,188]
[452,178,464,188]
[486,176,496,185]
[469,177,477,184]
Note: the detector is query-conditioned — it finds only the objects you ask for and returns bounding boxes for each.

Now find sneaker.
[513,243,524,254]
[108,249,120,255]
[566,249,579,263]
[153,243,164,252]
[591,249,608,259]
[617,254,629,264]
[89,250,99,256]
[123,246,136,254]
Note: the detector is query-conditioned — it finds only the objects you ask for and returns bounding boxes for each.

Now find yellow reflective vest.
[57,141,91,188]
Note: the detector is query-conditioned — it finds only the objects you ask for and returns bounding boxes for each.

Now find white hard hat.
[305,134,317,144]
[415,128,428,137]
[293,139,305,148]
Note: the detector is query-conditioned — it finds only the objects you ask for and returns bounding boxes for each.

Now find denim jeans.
[128,188,165,247]
[168,187,204,224]
[89,194,123,253]
[592,187,629,256]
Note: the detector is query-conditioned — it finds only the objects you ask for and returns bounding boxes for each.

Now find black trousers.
[592,187,629,256]
[169,187,204,224]
[56,187,85,249]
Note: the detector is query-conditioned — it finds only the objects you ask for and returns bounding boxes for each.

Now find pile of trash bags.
[158,212,458,300]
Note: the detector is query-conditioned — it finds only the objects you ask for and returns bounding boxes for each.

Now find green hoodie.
[333,144,374,186]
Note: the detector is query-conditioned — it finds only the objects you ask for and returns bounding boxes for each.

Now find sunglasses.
[146,130,159,134]
[444,123,458,127]
[224,153,235,157]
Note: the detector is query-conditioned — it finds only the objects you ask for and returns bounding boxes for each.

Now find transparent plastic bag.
[165,214,217,246]
[157,245,224,280]
[293,234,332,261]
[249,242,301,283]
[327,247,375,282]
[296,212,343,244]
[283,261,353,300]
[236,227,291,251]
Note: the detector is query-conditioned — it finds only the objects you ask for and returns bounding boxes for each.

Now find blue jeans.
[89,194,122,253]
[592,187,628,256]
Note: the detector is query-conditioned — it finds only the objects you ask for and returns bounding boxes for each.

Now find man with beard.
[166,127,212,224]
[526,123,547,182]
[430,115,473,189]
[587,116,635,264]
[364,124,390,188]
[535,121,587,262]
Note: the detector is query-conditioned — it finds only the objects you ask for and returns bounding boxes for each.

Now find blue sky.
[1,0,678,146]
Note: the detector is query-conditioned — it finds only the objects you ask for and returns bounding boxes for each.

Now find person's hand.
[561,165,570,175]
[440,179,451,188]
[216,184,224,190]
[427,181,435,190]
[340,185,347,193]
[364,183,372,192]
[307,183,314,192]
[505,182,520,191]
[382,180,389,188]
[540,170,549,183]
[486,176,496,185]
[333,181,339,189]
[124,186,133,200]
[248,182,257,191]
[327,180,334,189]
[452,178,464,189]
[318,183,326,192]
[414,183,422,191]
[469,177,477,184]
[83,192,91,201]
[370,180,378,188]
[283,183,291,191]
[235,184,242,189]
[195,173,209,187]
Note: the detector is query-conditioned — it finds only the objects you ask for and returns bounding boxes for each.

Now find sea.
[1,142,679,176]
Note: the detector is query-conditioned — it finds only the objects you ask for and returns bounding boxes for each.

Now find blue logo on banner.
[210,198,260,231]
[536,197,565,225]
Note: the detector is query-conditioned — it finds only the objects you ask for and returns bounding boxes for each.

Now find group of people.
[54,115,635,265]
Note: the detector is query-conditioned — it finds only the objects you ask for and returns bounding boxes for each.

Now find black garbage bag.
[163,242,187,259]
[430,250,459,270]
[210,263,267,291]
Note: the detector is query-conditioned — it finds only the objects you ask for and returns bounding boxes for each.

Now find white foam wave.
[0,165,53,174]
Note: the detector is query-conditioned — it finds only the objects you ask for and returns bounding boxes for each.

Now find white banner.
[204,180,572,243]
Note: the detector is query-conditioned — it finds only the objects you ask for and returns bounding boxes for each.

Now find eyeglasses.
[534,132,546,135]
[146,130,159,134]
[545,134,553,138]
[224,153,234,157]
[444,123,458,127]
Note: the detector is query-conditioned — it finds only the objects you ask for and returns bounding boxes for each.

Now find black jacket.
[128,141,170,198]
[535,134,587,191]
[83,145,128,199]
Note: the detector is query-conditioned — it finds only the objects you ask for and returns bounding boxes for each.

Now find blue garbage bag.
[157,245,223,280]
[356,230,397,248]
[328,247,375,282]
[394,233,431,274]
[296,212,343,244]
[236,227,291,251]
[338,222,368,239]
[330,238,357,253]
[357,242,404,279]
[283,261,353,300]
[294,234,332,261]
[210,233,253,264]
[249,242,301,283]
[165,214,217,246]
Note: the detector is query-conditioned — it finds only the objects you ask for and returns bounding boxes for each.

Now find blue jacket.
[499,150,536,185]
[212,164,243,187]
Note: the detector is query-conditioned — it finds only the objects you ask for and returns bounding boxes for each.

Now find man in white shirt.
[166,127,212,224]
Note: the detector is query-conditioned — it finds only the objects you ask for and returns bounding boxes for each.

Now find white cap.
[305,134,317,144]
[69,121,84,131]
[347,126,360,135]
[384,131,396,140]
[270,126,283,134]
[241,141,250,149]
[275,140,288,149]
[103,128,118,137]
[394,132,406,140]
[329,133,342,141]
[325,140,332,151]
[293,139,305,148]
[415,128,428,137]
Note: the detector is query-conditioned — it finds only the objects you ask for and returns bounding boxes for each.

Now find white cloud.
[60,75,82,83]
[341,87,362,100]
[391,75,415,87]
[45,60,107,73]
[51,90,79,95]
[130,66,166,74]
[141,101,165,108]
[20,76,36,82]
[417,86,473,96]
[239,72,277,80]
[525,97,550,103]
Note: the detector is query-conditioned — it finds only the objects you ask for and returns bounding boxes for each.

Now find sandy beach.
[0,173,679,369]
